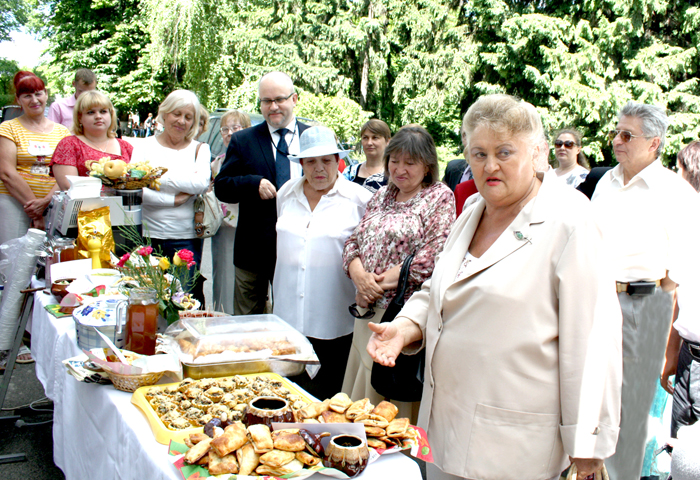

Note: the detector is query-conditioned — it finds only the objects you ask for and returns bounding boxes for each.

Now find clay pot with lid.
[245,396,295,427]
[323,434,369,478]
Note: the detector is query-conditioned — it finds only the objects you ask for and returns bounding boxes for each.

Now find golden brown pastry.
[248,424,274,454]
[189,433,210,444]
[255,459,305,476]
[273,432,306,452]
[183,438,212,464]
[302,418,320,423]
[328,392,352,413]
[371,400,399,423]
[386,417,410,437]
[367,437,388,449]
[354,413,390,429]
[320,410,349,424]
[299,400,330,419]
[208,449,239,475]
[296,450,321,466]
[259,449,295,468]
[211,422,247,456]
[364,426,386,437]
[236,442,260,476]
[345,398,373,420]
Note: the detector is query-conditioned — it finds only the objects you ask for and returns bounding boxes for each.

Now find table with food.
[6,174,427,480]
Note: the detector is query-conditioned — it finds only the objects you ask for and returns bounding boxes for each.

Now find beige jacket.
[398,174,622,480]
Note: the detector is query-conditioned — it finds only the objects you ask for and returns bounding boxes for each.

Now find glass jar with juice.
[117,288,159,355]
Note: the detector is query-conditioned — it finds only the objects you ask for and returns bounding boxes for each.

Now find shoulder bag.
[370,253,425,402]
[193,142,224,238]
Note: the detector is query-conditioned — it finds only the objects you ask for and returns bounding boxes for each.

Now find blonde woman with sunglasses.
[553,128,589,187]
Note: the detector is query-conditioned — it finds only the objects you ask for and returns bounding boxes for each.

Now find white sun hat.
[288,126,352,163]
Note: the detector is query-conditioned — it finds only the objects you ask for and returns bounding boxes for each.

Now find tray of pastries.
[131,373,312,445]
[162,315,319,378]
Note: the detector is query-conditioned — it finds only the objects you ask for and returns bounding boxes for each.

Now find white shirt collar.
[267,116,297,137]
[610,159,663,189]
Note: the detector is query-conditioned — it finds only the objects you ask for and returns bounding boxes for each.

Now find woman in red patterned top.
[51,91,133,190]
[341,125,455,421]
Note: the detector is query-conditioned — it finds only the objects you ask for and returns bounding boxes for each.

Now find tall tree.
[0,0,29,42]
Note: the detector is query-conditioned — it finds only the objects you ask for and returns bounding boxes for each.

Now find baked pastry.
[299,400,329,419]
[273,432,306,452]
[320,410,349,424]
[364,426,386,437]
[296,451,321,466]
[211,422,247,456]
[386,417,410,437]
[371,400,399,422]
[259,449,295,468]
[345,398,373,420]
[328,392,352,413]
[236,442,260,476]
[367,437,387,449]
[208,449,239,475]
[248,424,274,454]
[183,437,212,464]
[256,458,305,476]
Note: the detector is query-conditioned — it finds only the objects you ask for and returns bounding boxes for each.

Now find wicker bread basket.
[107,370,165,392]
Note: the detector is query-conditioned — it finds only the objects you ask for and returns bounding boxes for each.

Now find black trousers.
[671,340,700,437]
[288,334,353,401]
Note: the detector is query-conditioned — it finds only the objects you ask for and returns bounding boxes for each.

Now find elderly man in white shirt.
[273,126,373,400]
[592,102,700,480]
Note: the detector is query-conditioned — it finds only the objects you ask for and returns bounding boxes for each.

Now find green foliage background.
[4,0,700,167]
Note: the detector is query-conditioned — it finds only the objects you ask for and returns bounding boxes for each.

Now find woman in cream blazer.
[368,95,622,480]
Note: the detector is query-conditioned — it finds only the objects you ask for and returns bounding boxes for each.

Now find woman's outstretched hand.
[367,321,405,367]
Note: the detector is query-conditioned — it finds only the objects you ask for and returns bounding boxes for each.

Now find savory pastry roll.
[259,449,295,468]
[367,437,387,449]
[320,410,348,424]
[364,426,386,437]
[371,400,399,423]
[299,400,330,419]
[189,433,210,444]
[354,413,390,429]
[248,424,274,454]
[329,392,353,413]
[386,417,409,437]
[273,432,306,452]
[184,438,212,464]
[208,449,239,475]
[296,450,321,466]
[211,422,248,456]
[255,459,305,476]
[345,398,373,420]
[236,442,260,476]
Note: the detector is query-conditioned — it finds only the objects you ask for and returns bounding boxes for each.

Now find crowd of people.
[1,67,699,480]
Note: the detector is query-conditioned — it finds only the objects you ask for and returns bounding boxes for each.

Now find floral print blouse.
[342,181,455,308]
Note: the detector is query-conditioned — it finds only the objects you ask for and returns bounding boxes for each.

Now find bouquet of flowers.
[115,245,200,324]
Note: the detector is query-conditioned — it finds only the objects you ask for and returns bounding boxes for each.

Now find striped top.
[0,118,71,198]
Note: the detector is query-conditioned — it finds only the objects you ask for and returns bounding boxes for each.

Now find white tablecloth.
[30,287,423,480]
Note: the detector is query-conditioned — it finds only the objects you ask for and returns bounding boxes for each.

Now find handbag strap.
[391,253,415,309]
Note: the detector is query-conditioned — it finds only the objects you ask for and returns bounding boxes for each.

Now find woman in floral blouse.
[342,125,455,421]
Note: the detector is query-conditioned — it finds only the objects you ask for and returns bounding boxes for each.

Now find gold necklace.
[83,136,110,153]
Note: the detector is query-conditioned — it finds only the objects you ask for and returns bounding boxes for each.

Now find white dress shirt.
[273,175,373,339]
[130,137,211,239]
[592,160,700,284]
[267,117,303,180]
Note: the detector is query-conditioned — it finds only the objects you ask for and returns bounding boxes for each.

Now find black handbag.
[370,254,425,402]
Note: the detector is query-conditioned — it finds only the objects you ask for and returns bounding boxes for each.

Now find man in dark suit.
[215,72,310,314]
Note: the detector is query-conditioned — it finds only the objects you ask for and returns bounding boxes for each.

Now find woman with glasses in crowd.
[341,124,455,421]
[553,128,589,187]
[209,110,251,313]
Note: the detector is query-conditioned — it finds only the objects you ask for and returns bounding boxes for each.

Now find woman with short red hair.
[0,71,70,244]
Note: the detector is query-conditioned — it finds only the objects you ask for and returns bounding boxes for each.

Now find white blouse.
[273,175,373,339]
[131,137,211,239]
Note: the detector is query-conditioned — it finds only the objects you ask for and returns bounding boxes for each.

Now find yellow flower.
[172,255,184,267]
[158,257,171,270]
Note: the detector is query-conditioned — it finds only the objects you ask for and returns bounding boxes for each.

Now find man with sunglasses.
[592,102,700,480]
[215,71,310,315]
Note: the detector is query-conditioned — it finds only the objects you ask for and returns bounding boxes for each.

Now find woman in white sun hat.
[273,125,374,400]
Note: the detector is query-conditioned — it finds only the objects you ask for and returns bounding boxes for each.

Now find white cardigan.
[131,137,211,239]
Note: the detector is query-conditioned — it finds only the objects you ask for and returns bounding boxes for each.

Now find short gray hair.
[462,94,544,149]
[157,89,201,142]
[618,102,668,159]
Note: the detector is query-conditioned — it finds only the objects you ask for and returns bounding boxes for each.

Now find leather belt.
[615,279,661,294]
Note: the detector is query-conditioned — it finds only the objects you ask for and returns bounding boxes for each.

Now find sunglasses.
[554,140,577,149]
[607,129,649,144]
[349,303,375,319]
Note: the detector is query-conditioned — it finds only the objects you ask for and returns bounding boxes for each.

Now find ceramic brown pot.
[51,278,75,300]
[323,434,369,478]
[245,396,294,427]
